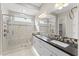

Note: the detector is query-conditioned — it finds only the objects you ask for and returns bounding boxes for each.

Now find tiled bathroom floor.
[5,48,34,56]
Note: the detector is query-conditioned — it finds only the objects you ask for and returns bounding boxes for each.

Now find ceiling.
[17,3,42,10]
[39,3,78,14]
[17,3,43,16]
[2,3,77,19]
[52,3,77,14]
[17,3,77,17]
[27,3,42,8]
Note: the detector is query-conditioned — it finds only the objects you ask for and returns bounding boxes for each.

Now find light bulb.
[55,3,69,10]
[39,13,47,18]
[55,3,63,10]
[63,3,69,7]
[58,7,63,9]
[55,3,59,8]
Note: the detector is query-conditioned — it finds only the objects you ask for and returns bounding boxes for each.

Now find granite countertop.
[32,34,78,56]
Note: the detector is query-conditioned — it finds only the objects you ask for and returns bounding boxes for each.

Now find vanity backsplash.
[54,35,78,48]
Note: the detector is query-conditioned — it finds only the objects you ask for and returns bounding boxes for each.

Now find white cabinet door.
[39,39,57,56]
[39,39,69,56]
[33,36,70,56]
[37,43,55,56]
[33,36,38,49]
[33,36,42,56]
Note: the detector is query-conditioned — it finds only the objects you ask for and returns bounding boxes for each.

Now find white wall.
[57,6,79,39]
[0,3,2,55]
[34,14,56,35]
[77,4,79,56]
[47,16,56,35]
[55,16,59,35]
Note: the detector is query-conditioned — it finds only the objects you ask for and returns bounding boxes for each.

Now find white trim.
[32,46,40,56]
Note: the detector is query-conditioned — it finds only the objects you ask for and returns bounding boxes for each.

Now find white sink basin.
[36,35,41,37]
[36,35,49,41]
[41,36,49,41]
[51,40,69,48]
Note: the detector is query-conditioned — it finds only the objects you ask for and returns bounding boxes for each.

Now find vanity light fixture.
[39,12,47,18]
[63,3,69,7]
[55,3,69,10]
[58,7,63,9]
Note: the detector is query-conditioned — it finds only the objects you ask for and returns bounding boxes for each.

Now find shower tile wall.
[2,15,35,55]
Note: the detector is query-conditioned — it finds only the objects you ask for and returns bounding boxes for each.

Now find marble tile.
[5,48,34,56]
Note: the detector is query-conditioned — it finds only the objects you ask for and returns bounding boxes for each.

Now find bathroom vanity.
[32,34,78,56]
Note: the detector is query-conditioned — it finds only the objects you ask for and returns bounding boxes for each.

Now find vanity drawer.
[37,43,56,56]
[33,36,70,56]
[39,39,69,56]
